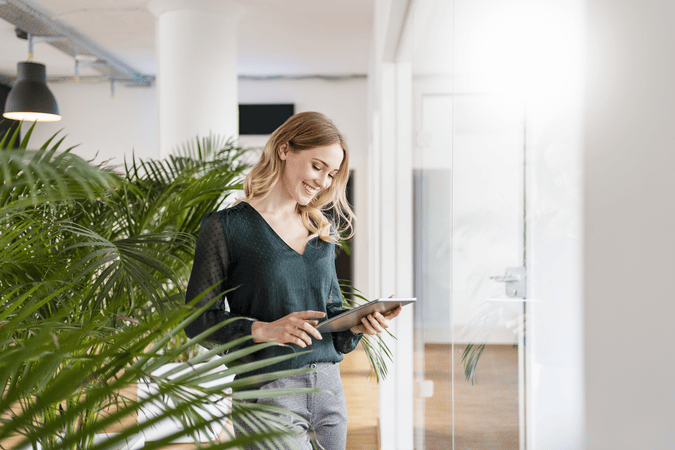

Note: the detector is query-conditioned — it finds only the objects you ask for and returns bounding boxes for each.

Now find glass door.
[413,90,527,450]
[412,1,530,448]
[411,0,584,448]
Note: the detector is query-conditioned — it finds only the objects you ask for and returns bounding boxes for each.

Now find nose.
[318,172,332,189]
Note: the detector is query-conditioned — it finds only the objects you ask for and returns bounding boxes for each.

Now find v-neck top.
[247,203,309,255]
[185,202,363,379]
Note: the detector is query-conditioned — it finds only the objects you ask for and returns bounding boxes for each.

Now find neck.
[249,184,299,218]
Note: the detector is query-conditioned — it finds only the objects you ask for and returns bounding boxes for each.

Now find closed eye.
[312,162,337,179]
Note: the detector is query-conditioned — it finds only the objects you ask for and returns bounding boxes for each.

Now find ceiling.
[0,0,374,83]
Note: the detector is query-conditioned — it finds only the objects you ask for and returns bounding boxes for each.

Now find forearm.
[185,309,254,347]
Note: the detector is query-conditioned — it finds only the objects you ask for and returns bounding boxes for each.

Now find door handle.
[489,275,520,283]
[490,267,526,299]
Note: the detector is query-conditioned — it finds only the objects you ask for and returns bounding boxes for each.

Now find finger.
[284,328,307,347]
[366,314,385,333]
[291,318,320,328]
[384,305,403,319]
[301,332,313,346]
[284,324,308,347]
[295,310,326,319]
[291,326,313,346]
[305,320,319,326]
[290,329,311,347]
[292,318,319,327]
[300,320,323,340]
[372,311,390,328]
[360,316,378,335]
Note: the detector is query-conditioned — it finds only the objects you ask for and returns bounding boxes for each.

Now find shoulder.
[197,203,255,256]
[198,202,247,232]
[206,201,260,238]
[226,201,257,225]
[210,201,251,223]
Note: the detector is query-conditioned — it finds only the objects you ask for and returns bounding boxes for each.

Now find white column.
[148,0,243,157]
[584,1,675,449]
[371,1,415,448]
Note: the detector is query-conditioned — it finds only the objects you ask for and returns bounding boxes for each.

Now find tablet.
[316,298,416,333]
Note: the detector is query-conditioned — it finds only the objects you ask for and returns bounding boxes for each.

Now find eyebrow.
[313,158,340,172]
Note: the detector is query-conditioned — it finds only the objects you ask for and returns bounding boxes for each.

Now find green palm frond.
[0,126,393,449]
[0,148,118,218]
[108,136,247,241]
[1,293,321,450]
[57,222,195,314]
[457,302,502,384]
[0,212,58,289]
[339,282,395,382]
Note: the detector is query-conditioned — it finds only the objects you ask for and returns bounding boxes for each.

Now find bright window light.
[462,0,583,104]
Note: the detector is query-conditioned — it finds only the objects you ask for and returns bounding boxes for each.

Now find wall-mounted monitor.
[239,104,294,135]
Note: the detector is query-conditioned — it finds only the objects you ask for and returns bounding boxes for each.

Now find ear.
[278,143,289,160]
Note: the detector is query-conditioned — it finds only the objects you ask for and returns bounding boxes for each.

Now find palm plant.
[0,122,396,449]
[0,125,323,449]
[338,284,394,382]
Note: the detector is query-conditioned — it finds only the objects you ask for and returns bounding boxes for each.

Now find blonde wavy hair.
[240,111,355,243]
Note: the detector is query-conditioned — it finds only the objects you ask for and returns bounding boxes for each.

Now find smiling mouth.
[303,182,320,196]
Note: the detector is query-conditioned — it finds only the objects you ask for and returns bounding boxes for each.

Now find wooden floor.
[2,345,518,449]
[343,343,519,450]
[341,345,380,449]
[135,347,381,449]
[418,344,520,450]
[157,343,518,449]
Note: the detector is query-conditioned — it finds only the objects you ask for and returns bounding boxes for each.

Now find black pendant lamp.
[3,61,61,122]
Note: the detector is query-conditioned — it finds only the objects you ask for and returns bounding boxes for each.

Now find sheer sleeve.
[185,212,253,348]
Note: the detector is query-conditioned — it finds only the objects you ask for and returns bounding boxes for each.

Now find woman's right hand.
[251,311,326,348]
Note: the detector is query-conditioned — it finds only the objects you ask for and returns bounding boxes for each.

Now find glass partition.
[411,0,584,448]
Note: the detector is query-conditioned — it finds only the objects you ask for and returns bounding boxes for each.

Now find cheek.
[282,160,304,182]
[301,166,317,181]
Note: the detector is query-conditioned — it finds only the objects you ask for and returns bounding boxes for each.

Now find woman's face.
[278,142,344,206]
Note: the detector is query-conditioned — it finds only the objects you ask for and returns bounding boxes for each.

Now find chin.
[297,196,313,207]
[296,189,318,206]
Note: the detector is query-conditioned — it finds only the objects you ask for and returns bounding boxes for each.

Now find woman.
[185,111,401,449]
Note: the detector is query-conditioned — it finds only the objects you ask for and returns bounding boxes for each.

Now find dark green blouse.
[185,201,362,379]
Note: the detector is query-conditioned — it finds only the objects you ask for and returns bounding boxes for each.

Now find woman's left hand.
[349,305,402,336]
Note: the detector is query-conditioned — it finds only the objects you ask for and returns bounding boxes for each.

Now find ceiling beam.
[0,0,154,86]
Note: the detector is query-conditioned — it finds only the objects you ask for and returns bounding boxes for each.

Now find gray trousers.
[233,362,347,450]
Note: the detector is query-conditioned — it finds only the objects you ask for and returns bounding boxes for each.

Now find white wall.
[370,1,416,448]
[238,78,368,166]
[27,82,158,168]
[25,77,368,164]
[584,1,675,449]
[20,76,370,302]
[238,76,370,313]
